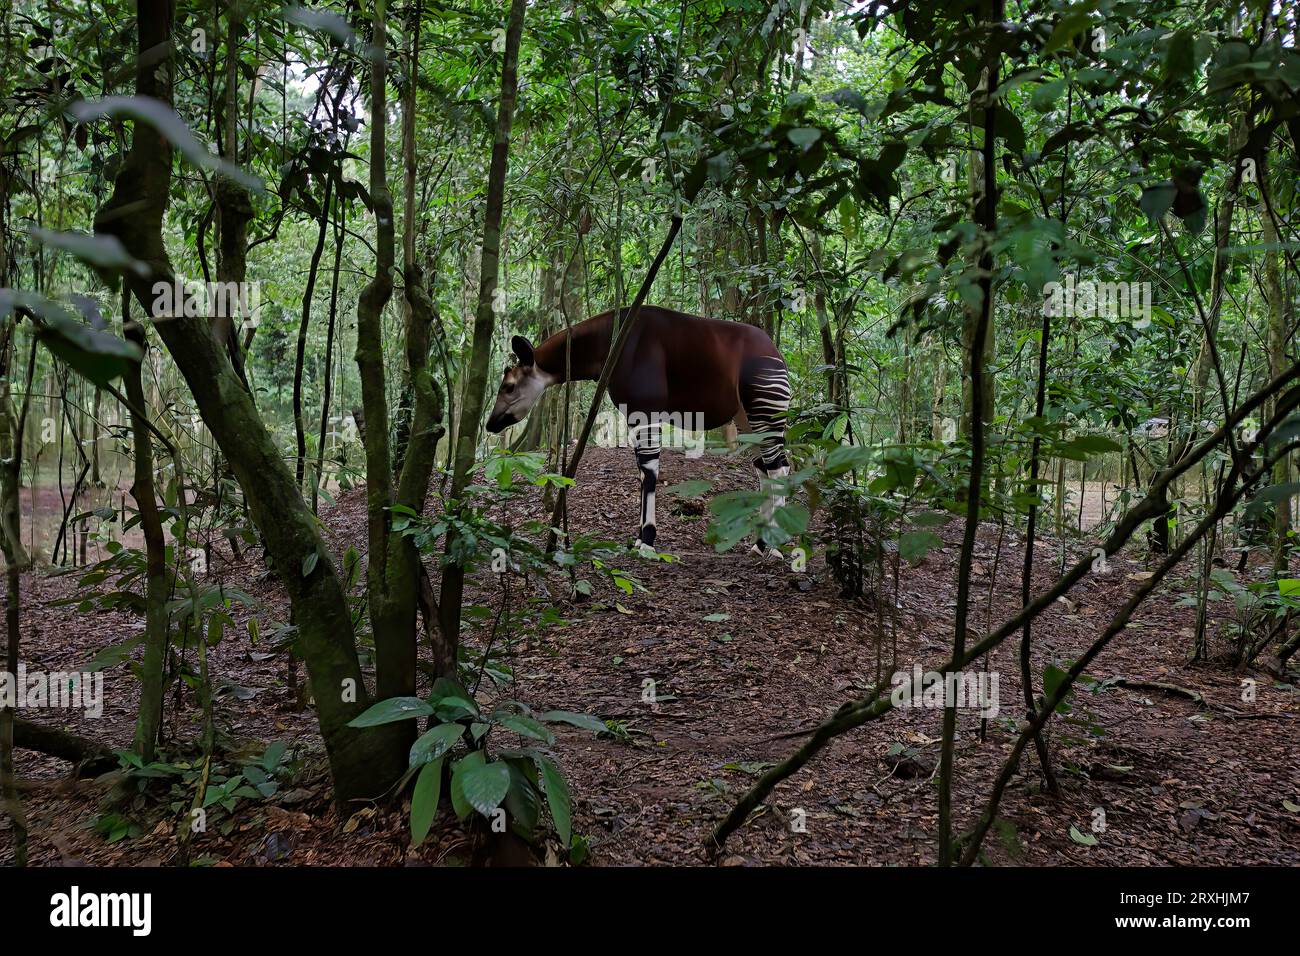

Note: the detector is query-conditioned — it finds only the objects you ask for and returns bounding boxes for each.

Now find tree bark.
[122,298,171,762]
[1259,153,1291,571]
[439,0,528,650]
[940,0,1000,865]
[94,0,407,805]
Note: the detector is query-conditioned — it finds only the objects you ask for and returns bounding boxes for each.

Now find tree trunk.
[122,300,171,762]
[296,176,334,491]
[1260,153,1291,571]
[439,0,528,650]
[94,0,407,805]
[940,0,1000,865]
[352,0,451,702]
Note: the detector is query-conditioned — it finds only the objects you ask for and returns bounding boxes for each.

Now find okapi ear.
[511,335,535,366]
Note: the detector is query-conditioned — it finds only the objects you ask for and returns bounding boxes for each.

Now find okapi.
[486,305,791,550]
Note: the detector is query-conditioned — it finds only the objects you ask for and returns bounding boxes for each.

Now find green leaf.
[69,97,263,191]
[433,695,479,721]
[410,757,444,847]
[663,479,711,497]
[449,751,484,820]
[535,754,572,846]
[911,511,951,528]
[84,635,145,673]
[703,612,731,622]
[1069,825,1098,846]
[1042,663,1073,713]
[410,722,464,766]
[27,228,148,275]
[540,710,607,734]
[427,677,479,720]
[1029,78,1067,112]
[1066,434,1122,454]
[787,127,821,149]
[1044,11,1092,54]
[498,713,555,744]
[774,503,809,536]
[502,760,541,836]
[1055,434,1123,461]
[1139,182,1176,222]
[347,697,433,727]
[899,530,942,563]
[301,550,319,578]
[826,445,872,473]
[18,292,142,387]
[457,760,511,817]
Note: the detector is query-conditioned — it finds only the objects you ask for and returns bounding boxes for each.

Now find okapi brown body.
[487,305,791,547]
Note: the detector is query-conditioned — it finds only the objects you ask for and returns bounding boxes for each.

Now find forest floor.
[3,445,1299,866]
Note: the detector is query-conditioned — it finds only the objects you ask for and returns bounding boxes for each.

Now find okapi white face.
[486,335,553,433]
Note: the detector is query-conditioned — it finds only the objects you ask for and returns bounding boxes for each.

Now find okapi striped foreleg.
[739,356,791,553]
[632,420,662,547]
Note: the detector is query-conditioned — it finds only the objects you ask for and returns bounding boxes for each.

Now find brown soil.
[3,446,1298,866]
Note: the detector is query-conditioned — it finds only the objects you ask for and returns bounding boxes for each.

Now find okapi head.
[486,335,553,433]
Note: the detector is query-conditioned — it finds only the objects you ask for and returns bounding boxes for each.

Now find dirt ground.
[3,446,1298,866]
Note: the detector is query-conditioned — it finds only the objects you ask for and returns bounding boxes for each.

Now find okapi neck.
[533,313,613,383]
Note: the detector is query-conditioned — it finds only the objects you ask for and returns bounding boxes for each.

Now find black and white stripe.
[632,421,661,547]
[740,356,791,474]
[740,356,791,551]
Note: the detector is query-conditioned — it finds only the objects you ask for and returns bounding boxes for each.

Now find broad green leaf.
[774,503,809,536]
[6,290,143,387]
[449,750,484,820]
[787,127,821,149]
[502,761,541,836]
[410,722,465,766]
[1030,78,1067,111]
[347,697,433,727]
[1069,825,1098,846]
[410,756,444,847]
[899,530,942,563]
[457,760,511,817]
[535,754,572,846]
[540,710,607,734]
[498,713,555,744]
[433,695,479,720]
[1139,182,1176,222]
[1044,11,1093,54]
[27,228,147,274]
[663,479,711,497]
[69,97,263,191]
[826,445,872,473]
[84,635,145,673]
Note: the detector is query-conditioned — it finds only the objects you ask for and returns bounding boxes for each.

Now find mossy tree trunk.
[438,0,528,653]
[356,0,449,704]
[94,0,407,805]
[122,298,171,762]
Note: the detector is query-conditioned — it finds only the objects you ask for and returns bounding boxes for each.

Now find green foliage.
[349,676,602,854]
[107,742,296,838]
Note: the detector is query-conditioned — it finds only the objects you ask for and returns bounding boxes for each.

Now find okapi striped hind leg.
[739,356,791,556]
[632,422,661,548]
